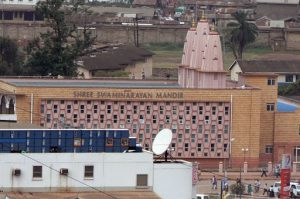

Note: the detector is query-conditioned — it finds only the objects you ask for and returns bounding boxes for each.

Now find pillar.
[219,162,223,174]
[243,162,248,173]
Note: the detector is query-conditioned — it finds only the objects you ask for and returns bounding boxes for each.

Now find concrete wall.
[153,161,195,199]
[0,23,300,50]
[0,152,154,192]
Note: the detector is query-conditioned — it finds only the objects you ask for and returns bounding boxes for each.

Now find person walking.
[211,176,217,190]
[261,167,267,177]
[263,183,268,195]
[248,184,253,196]
[275,165,280,178]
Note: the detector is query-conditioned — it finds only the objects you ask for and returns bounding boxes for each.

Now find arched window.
[8,99,14,114]
[0,96,7,114]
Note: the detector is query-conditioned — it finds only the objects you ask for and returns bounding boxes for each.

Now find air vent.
[13,169,21,176]
[60,168,68,176]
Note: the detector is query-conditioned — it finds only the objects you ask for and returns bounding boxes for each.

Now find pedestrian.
[261,167,267,177]
[254,179,260,193]
[263,183,268,195]
[211,176,217,190]
[248,184,253,196]
[275,165,280,178]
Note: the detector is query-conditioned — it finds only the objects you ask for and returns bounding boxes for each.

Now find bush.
[230,183,245,195]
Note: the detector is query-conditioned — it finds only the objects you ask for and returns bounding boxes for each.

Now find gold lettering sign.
[73,91,184,99]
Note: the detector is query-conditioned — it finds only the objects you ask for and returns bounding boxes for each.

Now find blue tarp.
[277,101,298,112]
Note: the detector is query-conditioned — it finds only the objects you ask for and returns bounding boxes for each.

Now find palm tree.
[227,11,258,60]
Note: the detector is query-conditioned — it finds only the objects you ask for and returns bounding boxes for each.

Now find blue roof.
[277,101,298,112]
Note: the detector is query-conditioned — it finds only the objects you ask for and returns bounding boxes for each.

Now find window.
[126,115,131,123]
[120,105,125,114]
[211,144,215,152]
[80,123,84,129]
[178,152,182,157]
[206,102,210,106]
[133,124,138,134]
[53,123,58,129]
[172,124,177,133]
[185,125,190,133]
[47,100,51,104]
[265,145,273,154]
[225,107,229,115]
[191,134,195,142]
[185,106,190,114]
[159,106,164,114]
[218,116,222,124]
[217,134,221,143]
[224,125,229,134]
[198,106,203,115]
[286,75,293,83]
[267,103,274,111]
[204,152,208,157]
[204,134,208,142]
[171,143,176,150]
[191,153,195,157]
[93,124,98,129]
[139,134,143,143]
[133,105,138,114]
[197,143,202,152]
[73,114,78,123]
[93,105,98,113]
[127,101,131,105]
[87,114,91,123]
[224,144,228,152]
[139,115,144,123]
[67,105,71,113]
[87,101,91,104]
[60,100,64,104]
[172,106,177,115]
[184,143,189,151]
[107,105,111,114]
[47,114,51,123]
[100,115,104,123]
[179,115,184,124]
[165,115,170,123]
[146,106,151,114]
[146,124,150,133]
[100,101,104,105]
[198,125,203,133]
[152,133,156,142]
[80,105,85,113]
[211,125,216,133]
[192,115,196,124]
[40,104,44,114]
[205,116,210,124]
[33,166,42,178]
[267,78,275,85]
[212,106,216,115]
[152,115,157,124]
[53,104,58,113]
[136,174,148,187]
[84,165,94,178]
[178,134,182,142]
[113,115,118,123]
[159,124,163,131]
[107,123,111,128]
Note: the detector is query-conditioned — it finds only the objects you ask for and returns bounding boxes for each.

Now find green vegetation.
[230,183,245,195]
[279,80,300,96]
[0,37,24,75]
[226,11,258,60]
[25,0,96,76]
[144,42,184,52]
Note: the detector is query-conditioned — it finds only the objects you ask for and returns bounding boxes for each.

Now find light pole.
[229,138,235,168]
[242,148,249,163]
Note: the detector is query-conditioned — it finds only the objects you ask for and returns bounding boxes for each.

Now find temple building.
[0,20,299,169]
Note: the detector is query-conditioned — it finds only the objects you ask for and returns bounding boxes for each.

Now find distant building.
[77,45,154,79]
[132,0,158,8]
[229,60,300,85]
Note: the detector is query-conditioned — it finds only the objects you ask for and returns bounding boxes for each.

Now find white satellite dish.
[152,128,172,156]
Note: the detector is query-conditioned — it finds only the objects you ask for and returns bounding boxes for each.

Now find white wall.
[1,0,39,5]
[230,63,242,81]
[0,152,153,192]
[256,0,299,4]
[153,161,196,199]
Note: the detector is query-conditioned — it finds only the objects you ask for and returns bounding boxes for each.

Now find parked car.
[196,194,210,199]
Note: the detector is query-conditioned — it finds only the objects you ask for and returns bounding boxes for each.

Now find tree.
[0,37,24,75]
[25,0,96,77]
[227,11,258,60]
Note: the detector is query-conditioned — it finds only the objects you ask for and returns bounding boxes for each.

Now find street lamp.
[229,138,235,167]
[241,148,249,163]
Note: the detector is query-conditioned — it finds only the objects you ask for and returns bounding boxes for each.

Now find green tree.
[230,183,245,195]
[0,37,24,75]
[25,0,96,76]
[227,11,258,60]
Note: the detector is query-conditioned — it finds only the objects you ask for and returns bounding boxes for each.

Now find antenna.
[152,128,172,162]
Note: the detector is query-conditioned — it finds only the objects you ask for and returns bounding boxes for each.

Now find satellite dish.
[152,128,172,156]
